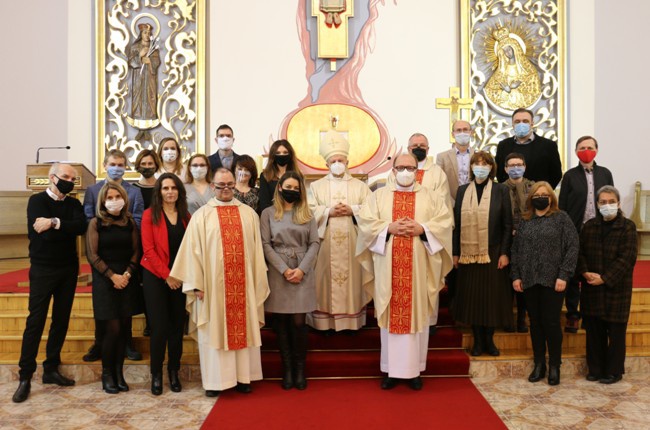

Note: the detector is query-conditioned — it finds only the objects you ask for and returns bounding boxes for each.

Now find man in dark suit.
[559,136,614,333]
[208,124,239,172]
[13,163,87,403]
[495,108,563,189]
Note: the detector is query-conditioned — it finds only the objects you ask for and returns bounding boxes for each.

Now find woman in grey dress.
[184,154,213,215]
[260,171,319,390]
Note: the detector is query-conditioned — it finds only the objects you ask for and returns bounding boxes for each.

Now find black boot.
[470,326,484,356]
[151,373,163,396]
[114,364,129,392]
[292,325,309,390]
[275,319,293,390]
[169,369,182,392]
[484,327,500,356]
[102,368,119,394]
[528,362,546,383]
[548,366,560,386]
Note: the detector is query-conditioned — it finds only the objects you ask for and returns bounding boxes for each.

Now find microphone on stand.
[36,146,71,163]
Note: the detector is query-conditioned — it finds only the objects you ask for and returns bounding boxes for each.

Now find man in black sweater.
[495,108,563,189]
[559,136,614,333]
[12,163,87,403]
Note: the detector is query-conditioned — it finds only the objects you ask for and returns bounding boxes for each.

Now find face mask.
[514,123,531,138]
[105,199,125,214]
[577,149,597,164]
[472,165,491,180]
[54,175,74,195]
[281,189,300,203]
[275,154,290,167]
[138,167,156,179]
[190,166,207,180]
[531,196,550,210]
[162,149,177,162]
[507,166,525,180]
[106,166,125,181]
[217,137,233,150]
[599,203,618,219]
[454,133,471,146]
[395,170,416,186]
[236,169,250,183]
[411,148,427,162]
[329,161,346,176]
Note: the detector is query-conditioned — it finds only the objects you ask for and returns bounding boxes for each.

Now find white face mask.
[454,132,471,146]
[217,137,233,150]
[162,149,177,162]
[599,203,618,219]
[395,170,416,186]
[236,169,250,183]
[190,166,207,180]
[105,199,125,214]
[329,161,346,176]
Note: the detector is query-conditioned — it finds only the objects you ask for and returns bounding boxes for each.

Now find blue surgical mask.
[472,165,491,180]
[514,123,531,138]
[107,166,125,180]
[507,166,525,179]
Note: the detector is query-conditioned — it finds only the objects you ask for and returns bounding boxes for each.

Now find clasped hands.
[283,268,305,284]
[329,203,353,218]
[583,272,604,286]
[110,272,130,290]
[388,217,424,238]
[512,278,567,293]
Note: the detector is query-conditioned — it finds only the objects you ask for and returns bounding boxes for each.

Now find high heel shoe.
[115,365,129,392]
[151,373,163,396]
[528,362,546,383]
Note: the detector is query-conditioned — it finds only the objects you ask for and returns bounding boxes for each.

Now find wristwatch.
[50,218,59,229]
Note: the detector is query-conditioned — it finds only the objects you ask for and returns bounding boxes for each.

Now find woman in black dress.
[141,173,190,395]
[258,139,301,214]
[86,183,140,394]
[133,149,160,210]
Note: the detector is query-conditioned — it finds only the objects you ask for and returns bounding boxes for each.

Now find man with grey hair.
[12,163,87,403]
[436,120,476,203]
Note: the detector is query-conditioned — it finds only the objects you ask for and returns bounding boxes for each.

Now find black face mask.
[411,148,427,162]
[281,189,301,204]
[275,155,290,167]
[531,196,550,210]
[54,175,74,195]
[138,167,156,179]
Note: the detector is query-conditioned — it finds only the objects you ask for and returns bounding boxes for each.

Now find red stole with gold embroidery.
[216,205,247,350]
[389,191,415,334]
[415,169,424,184]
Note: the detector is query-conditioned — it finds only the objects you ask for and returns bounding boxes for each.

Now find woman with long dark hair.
[141,173,190,395]
[258,139,301,214]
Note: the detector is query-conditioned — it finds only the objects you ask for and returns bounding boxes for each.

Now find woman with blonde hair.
[184,153,213,214]
[511,181,579,386]
[156,137,186,180]
[86,183,140,394]
[260,171,319,390]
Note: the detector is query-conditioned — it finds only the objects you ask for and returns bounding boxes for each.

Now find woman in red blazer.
[141,173,191,395]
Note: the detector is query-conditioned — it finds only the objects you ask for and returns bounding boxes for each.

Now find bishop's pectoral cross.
[436,87,474,142]
[312,0,354,71]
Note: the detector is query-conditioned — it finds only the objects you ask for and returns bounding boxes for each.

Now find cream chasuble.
[170,198,270,390]
[356,182,453,333]
[307,173,373,330]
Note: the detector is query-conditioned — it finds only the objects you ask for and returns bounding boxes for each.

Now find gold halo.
[495,32,526,55]
[131,13,160,39]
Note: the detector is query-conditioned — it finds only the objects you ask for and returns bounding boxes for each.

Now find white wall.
[2,0,646,215]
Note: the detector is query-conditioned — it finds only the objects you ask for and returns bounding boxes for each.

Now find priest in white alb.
[306,125,373,332]
[357,153,453,390]
[170,168,270,397]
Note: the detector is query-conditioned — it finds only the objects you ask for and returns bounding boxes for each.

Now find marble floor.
[1,374,650,429]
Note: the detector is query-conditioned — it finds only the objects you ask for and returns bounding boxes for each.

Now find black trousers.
[19,263,78,380]
[583,316,627,377]
[524,284,565,367]
[564,276,581,320]
[142,269,186,375]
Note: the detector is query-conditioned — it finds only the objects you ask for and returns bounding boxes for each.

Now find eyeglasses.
[507,163,524,168]
[212,182,235,190]
[394,166,418,173]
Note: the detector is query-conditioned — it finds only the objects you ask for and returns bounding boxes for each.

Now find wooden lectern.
[26,163,96,202]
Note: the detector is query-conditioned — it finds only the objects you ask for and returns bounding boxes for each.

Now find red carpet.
[202,378,506,430]
[0,264,92,293]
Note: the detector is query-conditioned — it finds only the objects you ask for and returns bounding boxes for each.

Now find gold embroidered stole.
[390,191,416,334]
[459,180,491,264]
[328,180,350,310]
[416,169,425,184]
[216,205,247,350]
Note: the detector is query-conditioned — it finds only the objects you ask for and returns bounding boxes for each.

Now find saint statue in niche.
[484,26,541,112]
[127,21,161,140]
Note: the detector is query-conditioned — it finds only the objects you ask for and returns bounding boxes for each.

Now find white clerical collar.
[395,183,415,192]
[46,187,66,201]
[417,160,426,169]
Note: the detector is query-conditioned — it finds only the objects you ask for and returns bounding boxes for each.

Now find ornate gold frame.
[95,0,206,179]
[460,0,566,168]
